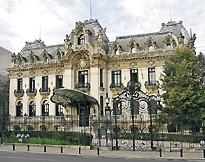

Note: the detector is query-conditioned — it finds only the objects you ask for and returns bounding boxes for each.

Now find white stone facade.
[7,19,192,132]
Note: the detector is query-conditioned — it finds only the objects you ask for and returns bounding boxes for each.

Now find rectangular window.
[17,78,23,91]
[78,70,89,88]
[56,75,63,89]
[111,70,121,87]
[29,77,35,92]
[148,68,156,85]
[42,76,48,91]
[100,69,103,87]
[130,69,138,83]
[113,101,122,115]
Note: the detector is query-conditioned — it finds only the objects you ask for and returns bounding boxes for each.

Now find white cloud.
[0,0,205,54]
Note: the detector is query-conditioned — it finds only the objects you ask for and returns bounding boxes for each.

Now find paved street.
[0,144,205,161]
[0,152,202,162]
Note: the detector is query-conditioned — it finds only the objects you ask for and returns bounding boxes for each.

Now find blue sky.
[0,0,205,54]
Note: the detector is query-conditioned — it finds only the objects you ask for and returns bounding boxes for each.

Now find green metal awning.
[50,88,99,107]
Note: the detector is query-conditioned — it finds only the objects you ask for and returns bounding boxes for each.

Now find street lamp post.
[24,113,27,131]
[105,93,113,149]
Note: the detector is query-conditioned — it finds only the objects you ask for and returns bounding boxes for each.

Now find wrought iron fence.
[2,114,205,151]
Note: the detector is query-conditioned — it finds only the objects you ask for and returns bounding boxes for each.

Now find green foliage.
[0,75,9,131]
[1,131,93,146]
[161,46,205,132]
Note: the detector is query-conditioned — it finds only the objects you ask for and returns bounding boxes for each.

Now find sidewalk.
[0,144,205,160]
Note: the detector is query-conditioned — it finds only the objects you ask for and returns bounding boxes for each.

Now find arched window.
[148,45,153,52]
[166,43,172,50]
[16,101,23,117]
[14,125,20,131]
[54,125,59,131]
[29,101,36,116]
[42,100,49,116]
[78,34,85,45]
[40,125,46,131]
[131,47,136,53]
[115,49,119,55]
[27,125,33,131]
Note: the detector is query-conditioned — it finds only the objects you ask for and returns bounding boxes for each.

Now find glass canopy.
[50,88,99,107]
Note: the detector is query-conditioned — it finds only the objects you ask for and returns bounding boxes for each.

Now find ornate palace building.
[7,19,194,135]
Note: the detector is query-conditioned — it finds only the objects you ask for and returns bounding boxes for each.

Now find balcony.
[26,88,37,98]
[39,88,51,96]
[75,83,90,92]
[110,83,124,89]
[14,89,24,98]
[145,80,159,92]
[110,83,124,94]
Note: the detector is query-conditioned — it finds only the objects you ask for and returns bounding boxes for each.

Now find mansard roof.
[17,19,190,61]
[112,21,190,53]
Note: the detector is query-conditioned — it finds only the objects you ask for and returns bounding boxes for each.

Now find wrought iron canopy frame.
[50,88,99,107]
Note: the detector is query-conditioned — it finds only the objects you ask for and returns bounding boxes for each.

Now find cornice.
[108,53,170,63]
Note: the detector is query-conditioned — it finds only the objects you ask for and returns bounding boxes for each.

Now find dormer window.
[131,47,136,53]
[78,34,85,45]
[115,49,119,55]
[166,43,172,50]
[30,57,35,64]
[17,58,22,66]
[44,56,48,63]
[149,45,153,52]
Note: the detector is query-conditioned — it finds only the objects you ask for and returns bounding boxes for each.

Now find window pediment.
[16,53,27,66]
[128,38,139,53]
[146,37,156,52]
[42,50,52,63]
[112,41,121,55]
[29,51,38,64]
[164,34,174,51]
[56,49,64,60]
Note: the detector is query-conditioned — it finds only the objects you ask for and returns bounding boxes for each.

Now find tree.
[161,46,205,132]
[0,75,9,131]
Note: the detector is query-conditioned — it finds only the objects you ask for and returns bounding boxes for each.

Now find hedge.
[1,131,92,146]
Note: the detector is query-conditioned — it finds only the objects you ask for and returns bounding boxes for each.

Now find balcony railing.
[9,115,66,124]
[110,83,124,89]
[26,88,37,97]
[39,87,51,93]
[144,80,159,92]
[145,80,159,87]
[14,89,24,97]
[75,83,90,89]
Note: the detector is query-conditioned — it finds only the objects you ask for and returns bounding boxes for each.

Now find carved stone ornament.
[17,72,23,77]
[80,59,87,69]
[42,70,48,75]
[29,70,35,76]
[56,68,62,74]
